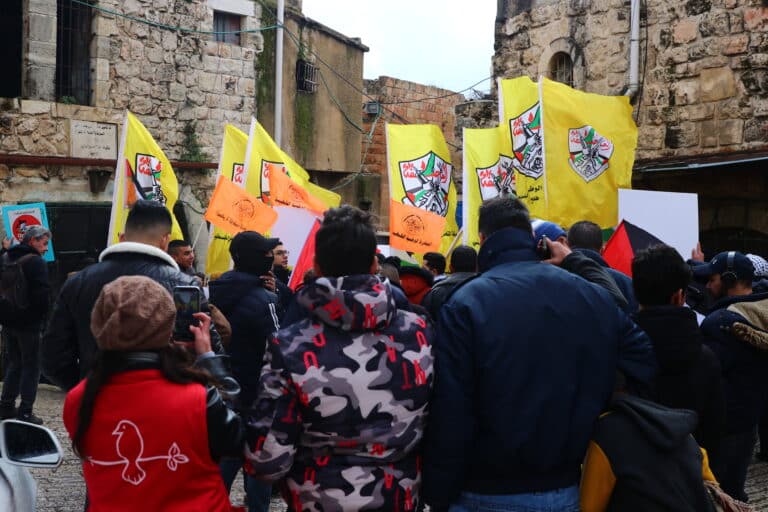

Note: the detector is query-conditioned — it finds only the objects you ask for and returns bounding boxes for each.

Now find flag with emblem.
[462,124,515,250]
[499,76,547,220]
[541,77,637,228]
[108,111,183,246]
[206,124,250,275]
[386,123,458,254]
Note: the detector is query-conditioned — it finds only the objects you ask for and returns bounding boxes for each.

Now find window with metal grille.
[296,59,318,93]
[0,0,22,98]
[549,52,574,88]
[56,0,92,105]
[213,11,241,45]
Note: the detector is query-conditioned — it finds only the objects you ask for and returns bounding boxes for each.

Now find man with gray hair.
[0,225,52,424]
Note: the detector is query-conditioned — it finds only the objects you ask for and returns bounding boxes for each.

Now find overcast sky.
[301,1,497,95]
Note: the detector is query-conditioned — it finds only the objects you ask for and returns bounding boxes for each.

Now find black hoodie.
[635,306,726,453]
[581,395,716,512]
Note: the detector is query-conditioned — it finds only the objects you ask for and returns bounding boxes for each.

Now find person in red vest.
[63,275,245,512]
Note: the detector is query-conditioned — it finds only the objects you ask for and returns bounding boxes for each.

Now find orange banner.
[204,175,278,236]
[389,199,446,253]
[268,166,326,213]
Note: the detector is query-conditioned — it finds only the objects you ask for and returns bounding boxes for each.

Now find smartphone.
[536,235,551,260]
[173,286,201,342]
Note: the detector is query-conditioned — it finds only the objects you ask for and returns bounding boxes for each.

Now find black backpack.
[0,253,36,310]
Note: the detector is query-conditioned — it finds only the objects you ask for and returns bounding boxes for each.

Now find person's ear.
[369,255,379,275]
[118,232,126,243]
[160,233,171,251]
[479,232,487,245]
[670,288,686,306]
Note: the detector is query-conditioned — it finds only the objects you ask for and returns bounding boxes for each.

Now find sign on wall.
[70,120,118,159]
[2,203,56,262]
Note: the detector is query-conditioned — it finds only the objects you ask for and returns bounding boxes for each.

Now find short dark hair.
[423,252,446,275]
[478,196,531,238]
[568,220,603,252]
[315,206,376,277]
[450,245,477,273]
[168,239,191,255]
[632,244,692,306]
[124,200,172,236]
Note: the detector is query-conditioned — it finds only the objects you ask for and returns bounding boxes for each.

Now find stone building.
[360,76,463,231]
[0,0,367,285]
[490,0,768,255]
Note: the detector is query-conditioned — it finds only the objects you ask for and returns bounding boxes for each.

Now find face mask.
[235,254,274,276]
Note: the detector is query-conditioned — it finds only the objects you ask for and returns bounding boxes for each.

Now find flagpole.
[461,126,469,246]
[191,218,207,251]
[107,112,130,247]
[274,0,285,147]
[537,76,549,209]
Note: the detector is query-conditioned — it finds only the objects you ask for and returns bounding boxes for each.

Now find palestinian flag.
[602,220,666,277]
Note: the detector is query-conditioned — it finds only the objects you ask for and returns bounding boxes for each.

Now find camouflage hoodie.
[246,274,434,511]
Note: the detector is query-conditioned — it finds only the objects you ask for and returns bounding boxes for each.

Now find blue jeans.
[449,486,580,512]
[220,457,272,512]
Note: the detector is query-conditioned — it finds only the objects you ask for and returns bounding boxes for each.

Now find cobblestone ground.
[13,384,768,511]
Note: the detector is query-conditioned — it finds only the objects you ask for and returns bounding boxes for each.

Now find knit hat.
[91,276,176,351]
[531,219,567,244]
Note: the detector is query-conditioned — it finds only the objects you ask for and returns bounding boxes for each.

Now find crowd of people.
[0,196,767,511]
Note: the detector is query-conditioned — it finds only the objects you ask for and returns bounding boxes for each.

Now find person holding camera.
[62,275,244,512]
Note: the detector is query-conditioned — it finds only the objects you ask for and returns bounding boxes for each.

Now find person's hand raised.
[691,242,705,262]
[542,238,572,266]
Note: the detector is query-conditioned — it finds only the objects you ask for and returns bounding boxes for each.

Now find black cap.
[693,251,754,282]
[229,231,280,262]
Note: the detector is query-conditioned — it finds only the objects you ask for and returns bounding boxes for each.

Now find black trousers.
[0,327,42,413]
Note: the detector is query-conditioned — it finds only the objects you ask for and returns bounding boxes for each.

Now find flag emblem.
[398,151,452,217]
[129,154,166,204]
[568,126,614,182]
[510,103,543,180]
[260,159,288,201]
[231,163,245,185]
[403,213,426,239]
[475,155,515,201]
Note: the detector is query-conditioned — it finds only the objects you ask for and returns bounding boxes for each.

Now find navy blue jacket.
[574,248,638,314]
[209,271,279,407]
[701,293,768,435]
[422,228,656,508]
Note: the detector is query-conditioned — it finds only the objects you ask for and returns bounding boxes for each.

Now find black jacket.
[0,243,50,330]
[635,306,725,453]
[422,227,656,508]
[42,242,223,391]
[209,270,279,408]
[574,248,638,313]
[422,271,477,321]
[585,395,715,512]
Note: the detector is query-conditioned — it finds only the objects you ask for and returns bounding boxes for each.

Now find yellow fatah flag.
[206,124,249,275]
[386,123,458,254]
[462,124,515,250]
[541,77,637,228]
[108,111,183,246]
[499,76,547,220]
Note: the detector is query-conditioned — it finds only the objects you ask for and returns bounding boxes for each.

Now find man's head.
[632,245,692,307]
[450,245,477,273]
[273,243,289,268]
[531,220,567,245]
[22,225,51,256]
[121,200,173,250]
[423,252,446,277]
[694,251,754,299]
[314,206,377,277]
[478,196,531,242]
[168,240,194,271]
[229,231,280,275]
[568,220,603,252]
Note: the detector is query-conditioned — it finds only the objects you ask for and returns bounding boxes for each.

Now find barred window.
[296,59,318,94]
[0,0,22,98]
[56,0,92,105]
[213,11,241,45]
[549,52,574,88]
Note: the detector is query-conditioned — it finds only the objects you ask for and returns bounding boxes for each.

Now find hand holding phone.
[173,286,201,342]
[536,235,551,260]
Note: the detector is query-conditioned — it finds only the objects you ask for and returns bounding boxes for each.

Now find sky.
[301,1,496,95]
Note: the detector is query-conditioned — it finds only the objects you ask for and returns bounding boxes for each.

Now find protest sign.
[1,203,55,262]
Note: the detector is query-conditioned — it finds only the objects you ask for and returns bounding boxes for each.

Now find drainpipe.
[274,0,285,146]
[624,0,641,98]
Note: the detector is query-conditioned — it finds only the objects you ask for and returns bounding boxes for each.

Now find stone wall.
[361,76,462,230]
[493,0,768,163]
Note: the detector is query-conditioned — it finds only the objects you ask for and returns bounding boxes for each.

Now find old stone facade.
[490,0,768,254]
[361,76,462,230]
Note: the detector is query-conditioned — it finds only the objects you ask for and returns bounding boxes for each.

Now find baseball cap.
[229,231,280,261]
[531,219,567,243]
[693,251,755,281]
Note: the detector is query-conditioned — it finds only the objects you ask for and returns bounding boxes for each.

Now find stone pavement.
[12,384,768,511]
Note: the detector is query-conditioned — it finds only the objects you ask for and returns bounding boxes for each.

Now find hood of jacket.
[99,241,179,270]
[727,296,768,351]
[634,306,702,373]
[209,271,269,312]
[477,227,538,272]
[7,243,41,260]
[612,394,698,451]
[431,271,476,290]
[297,274,396,331]
[398,266,433,304]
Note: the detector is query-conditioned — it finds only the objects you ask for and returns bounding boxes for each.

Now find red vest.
[64,369,234,512]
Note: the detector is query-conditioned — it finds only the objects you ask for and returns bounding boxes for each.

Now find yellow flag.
[462,125,515,250]
[108,111,183,246]
[244,118,341,209]
[386,123,458,254]
[206,124,249,275]
[541,77,637,228]
[499,76,547,220]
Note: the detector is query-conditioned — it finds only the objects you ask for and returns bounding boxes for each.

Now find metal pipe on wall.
[274,0,285,146]
[625,0,641,98]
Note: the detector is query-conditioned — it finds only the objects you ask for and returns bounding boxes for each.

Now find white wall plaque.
[70,120,118,159]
